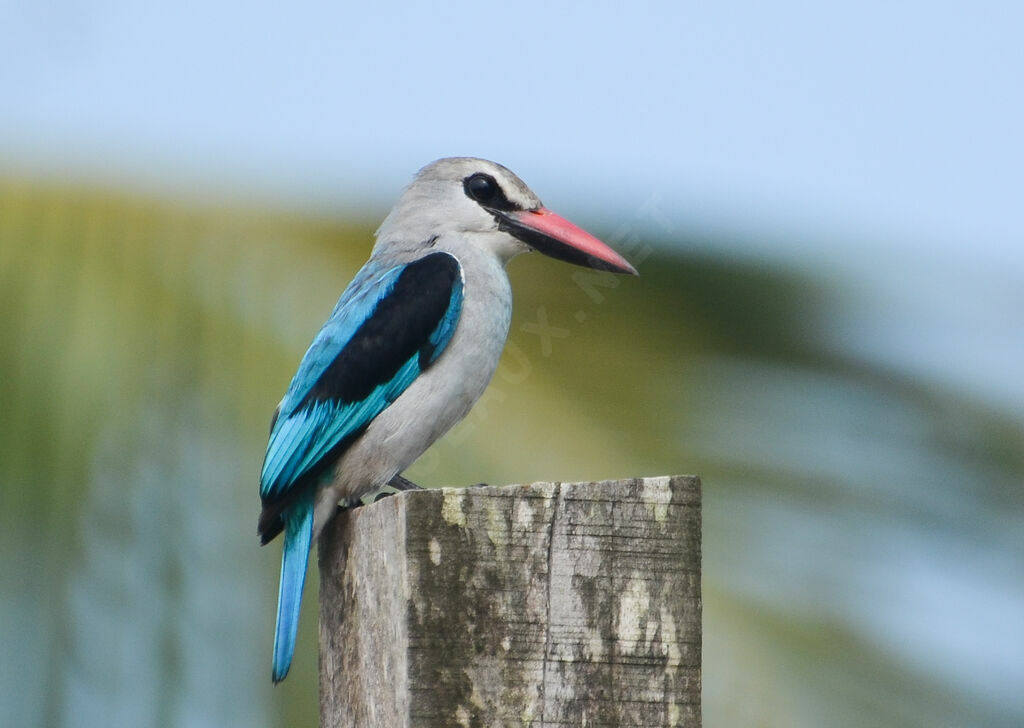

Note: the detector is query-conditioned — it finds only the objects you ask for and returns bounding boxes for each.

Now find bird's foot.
[334,495,362,514]
[388,474,424,492]
[382,480,488,496]
[336,478,485,510]
[368,474,425,503]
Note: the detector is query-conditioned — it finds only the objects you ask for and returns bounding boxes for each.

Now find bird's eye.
[465,173,499,204]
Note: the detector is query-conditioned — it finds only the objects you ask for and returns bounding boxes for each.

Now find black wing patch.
[300,252,462,407]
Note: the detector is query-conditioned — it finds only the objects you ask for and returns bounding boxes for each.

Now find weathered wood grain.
[319,476,701,727]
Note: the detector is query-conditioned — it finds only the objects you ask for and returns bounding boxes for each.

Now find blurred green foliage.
[1,178,1021,727]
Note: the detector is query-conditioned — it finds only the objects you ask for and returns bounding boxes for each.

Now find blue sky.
[4,1,1022,264]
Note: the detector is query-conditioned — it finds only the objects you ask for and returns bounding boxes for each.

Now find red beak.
[498,208,638,275]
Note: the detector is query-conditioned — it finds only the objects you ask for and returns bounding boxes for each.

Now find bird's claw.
[335,498,359,513]
[388,474,424,491]
[334,478,488,513]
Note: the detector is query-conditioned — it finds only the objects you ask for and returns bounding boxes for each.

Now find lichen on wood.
[319,476,701,728]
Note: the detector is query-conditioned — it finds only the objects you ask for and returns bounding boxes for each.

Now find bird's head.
[375,157,638,275]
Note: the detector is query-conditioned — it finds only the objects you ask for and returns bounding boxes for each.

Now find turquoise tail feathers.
[272,494,315,683]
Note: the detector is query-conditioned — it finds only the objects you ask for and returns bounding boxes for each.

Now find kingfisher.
[259,157,637,682]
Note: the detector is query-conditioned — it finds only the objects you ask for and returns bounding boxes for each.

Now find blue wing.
[258,251,464,538]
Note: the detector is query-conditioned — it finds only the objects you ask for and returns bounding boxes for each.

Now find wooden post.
[318,476,701,727]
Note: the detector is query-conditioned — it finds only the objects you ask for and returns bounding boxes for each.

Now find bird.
[259,157,637,682]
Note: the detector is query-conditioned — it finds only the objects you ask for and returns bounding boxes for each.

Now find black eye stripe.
[463,173,522,213]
